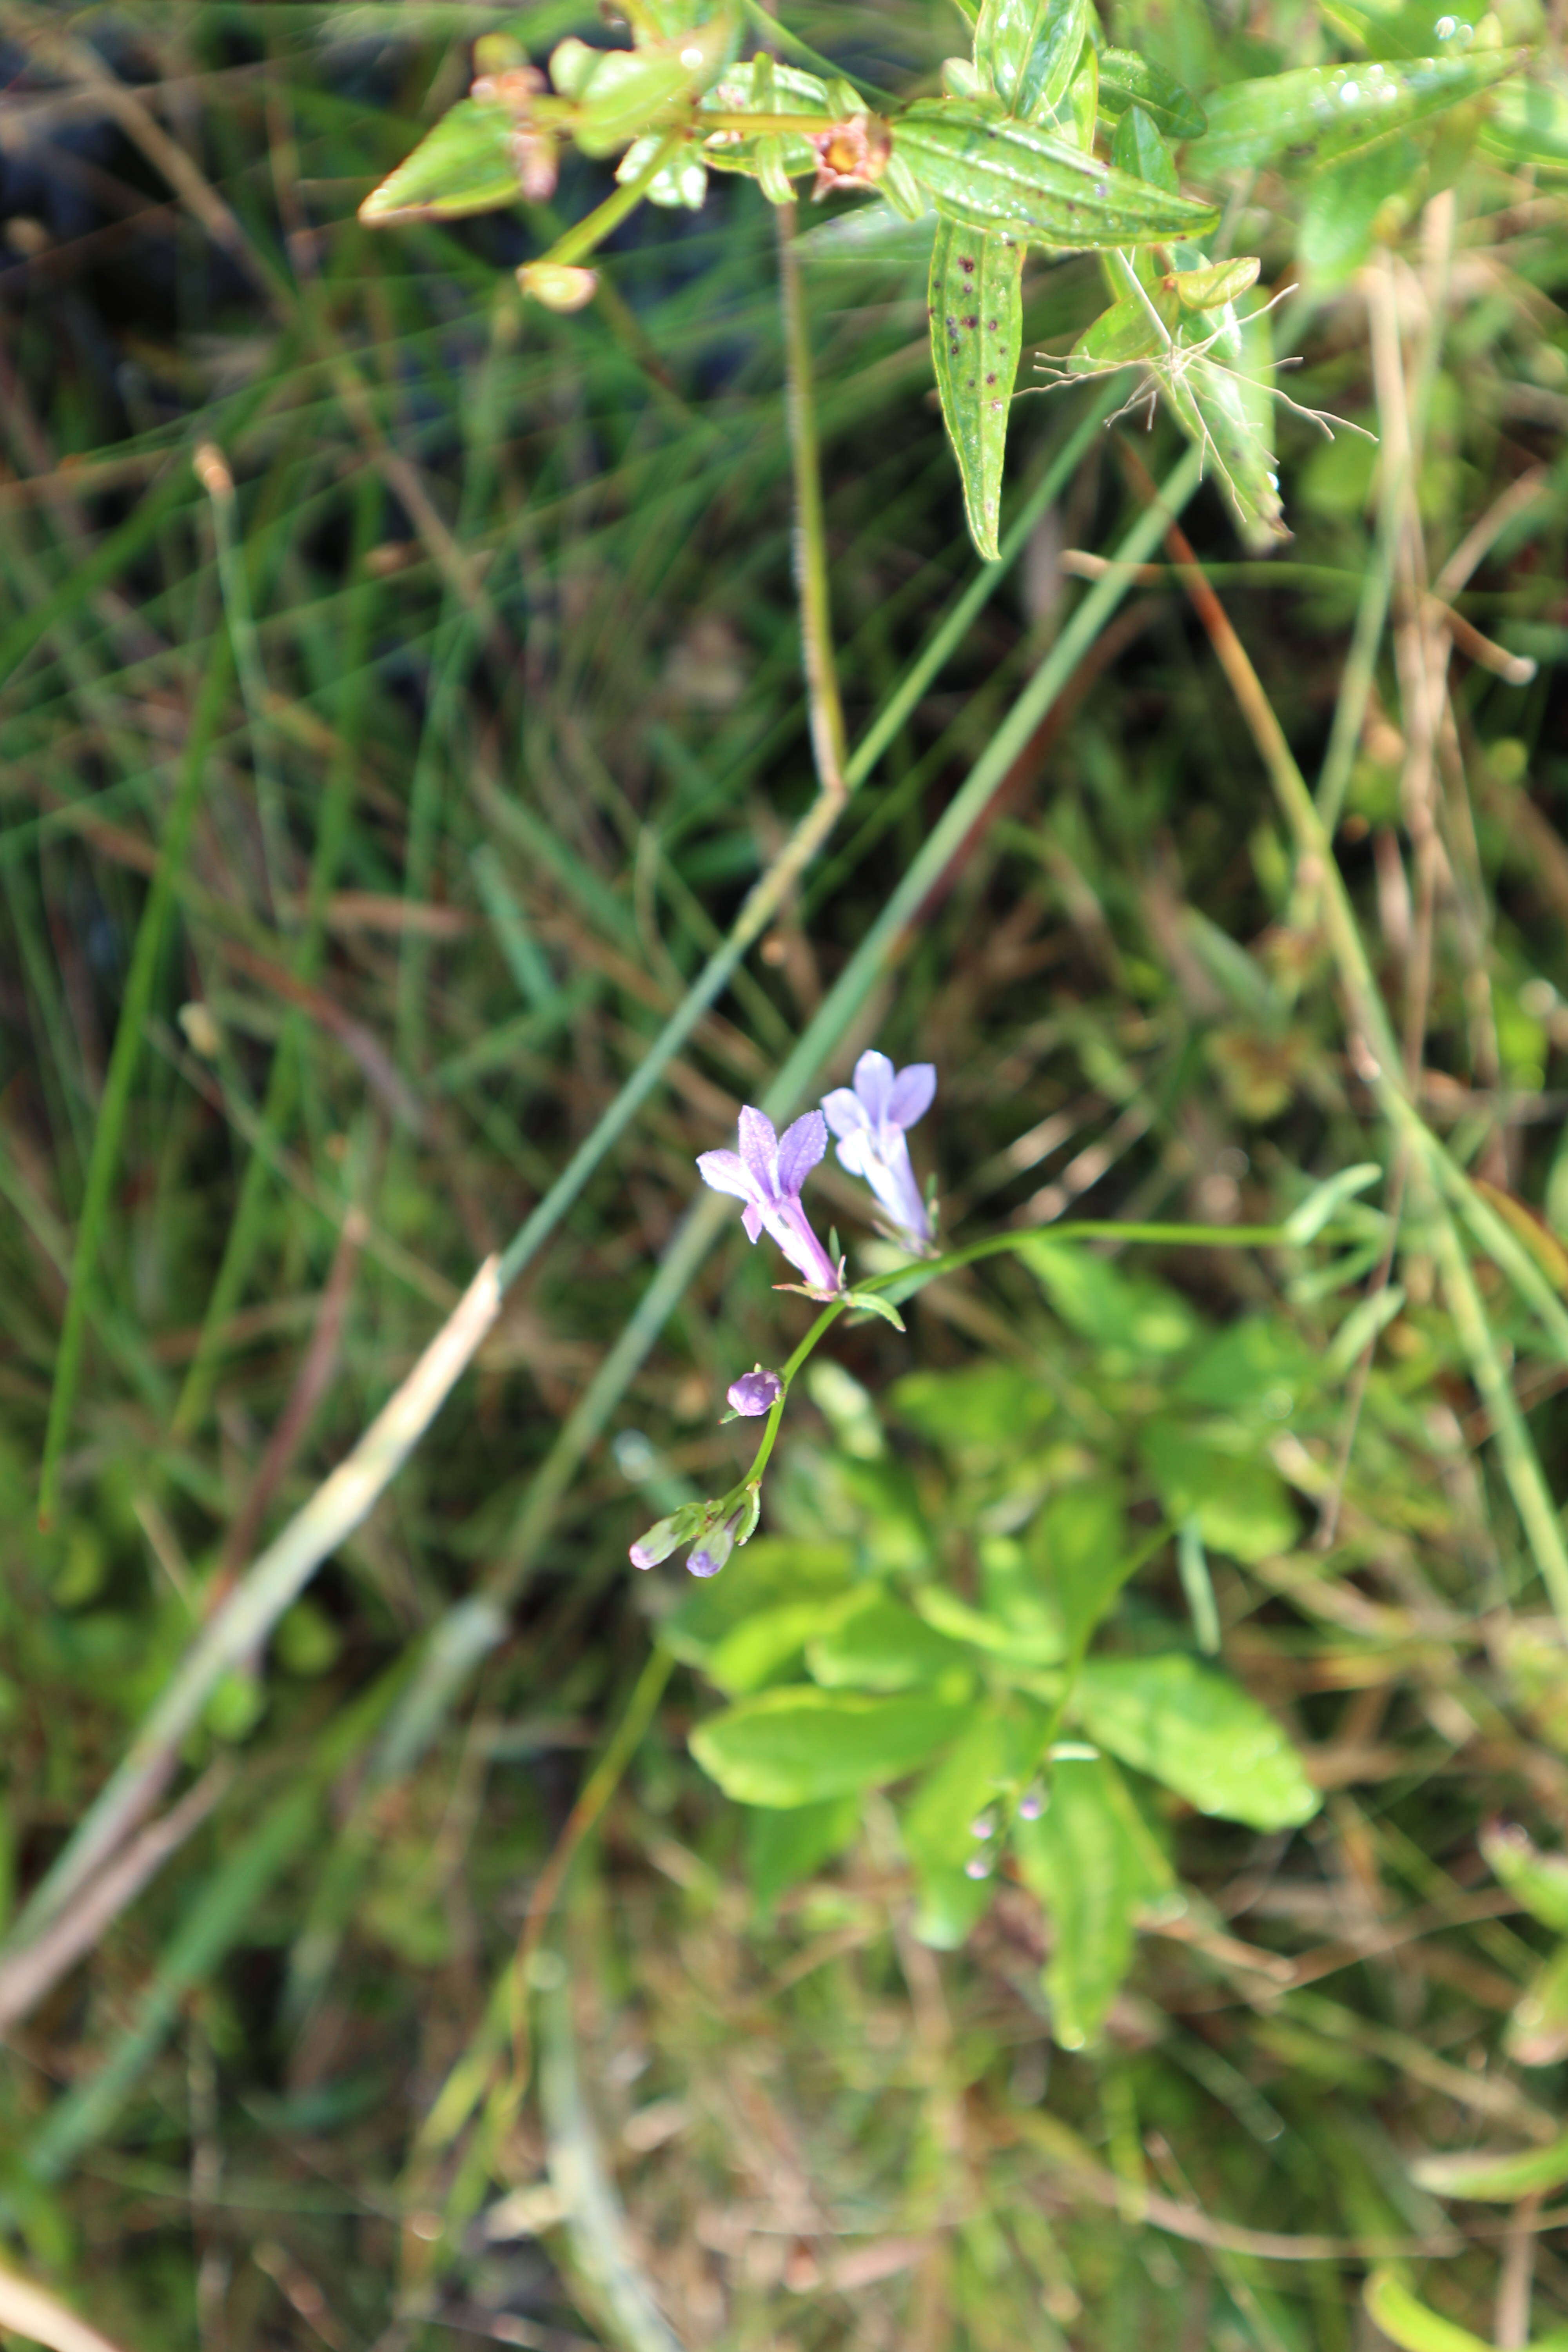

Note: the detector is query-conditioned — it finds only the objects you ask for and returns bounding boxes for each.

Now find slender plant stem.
[777,201,848,797]
[37,575,234,1529]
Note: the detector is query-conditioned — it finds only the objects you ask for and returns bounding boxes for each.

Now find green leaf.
[1479,1821,1568,1934]
[691,1687,970,1805]
[1166,255,1262,310]
[1070,294,1165,370]
[1322,0,1492,60]
[1481,71,1568,169]
[808,1590,976,1691]
[895,98,1219,246]
[1018,1236,1198,1359]
[975,0,1091,123]
[661,1538,855,1673]
[1096,49,1208,140]
[744,1797,860,1915]
[1188,51,1524,177]
[892,1362,1054,1465]
[1111,99,1180,192]
[1409,2131,1568,2203]
[980,1533,1069,1662]
[1298,137,1417,287]
[1025,1479,1132,1656]
[1075,1652,1320,1830]
[1172,1316,1315,1416]
[913,1581,1061,1663]
[359,99,529,224]
[573,11,738,158]
[1140,1420,1297,1563]
[928,219,1025,560]
[1014,1753,1172,2047]
[903,1700,1052,1946]
[844,1285,907,1332]
[708,1597,851,1695]
[1362,2270,1493,2352]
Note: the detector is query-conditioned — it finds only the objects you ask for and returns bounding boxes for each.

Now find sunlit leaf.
[895,99,1219,245]
[975,0,1091,123]
[1140,1420,1298,1561]
[1075,1652,1319,1829]
[1188,51,1523,176]
[691,1687,969,1804]
[1096,49,1208,140]
[807,1589,975,1690]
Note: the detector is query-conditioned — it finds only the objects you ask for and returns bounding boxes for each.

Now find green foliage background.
[3,2,1568,2348]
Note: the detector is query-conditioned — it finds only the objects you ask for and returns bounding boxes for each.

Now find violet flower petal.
[737,1106,778,1187]
[696,1148,759,1204]
[821,1086,868,1140]
[776,1109,827,1196]
[853,1049,895,1125]
[887,1061,936,1129]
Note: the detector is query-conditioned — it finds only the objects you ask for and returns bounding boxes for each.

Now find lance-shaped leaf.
[896,98,1218,246]
[1096,49,1208,140]
[1189,49,1523,176]
[929,218,1024,559]
[359,99,530,223]
[975,0,1091,123]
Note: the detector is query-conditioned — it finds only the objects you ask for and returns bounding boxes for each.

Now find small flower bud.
[964,1852,992,1881]
[970,1811,996,1841]
[518,261,597,311]
[628,1502,703,1570]
[727,1367,783,1419]
[686,1523,734,1580]
[1017,1784,1045,1822]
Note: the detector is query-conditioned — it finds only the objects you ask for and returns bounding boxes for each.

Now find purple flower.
[697,1107,842,1296]
[727,1367,783,1418]
[821,1051,936,1247]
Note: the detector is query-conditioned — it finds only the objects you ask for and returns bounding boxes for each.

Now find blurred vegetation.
[3,2,1568,2349]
